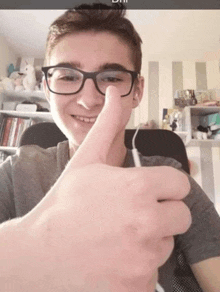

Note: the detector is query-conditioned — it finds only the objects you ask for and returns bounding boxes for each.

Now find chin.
[67,129,90,148]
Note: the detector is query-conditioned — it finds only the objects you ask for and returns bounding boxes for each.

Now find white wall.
[0,34,18,78]
[132,54,220,213]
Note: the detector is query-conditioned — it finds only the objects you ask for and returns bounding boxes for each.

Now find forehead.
[49,31,134,71]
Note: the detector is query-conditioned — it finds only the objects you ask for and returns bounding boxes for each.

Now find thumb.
[69,86,123,168]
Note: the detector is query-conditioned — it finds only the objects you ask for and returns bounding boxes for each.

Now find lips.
[73,115,98,123]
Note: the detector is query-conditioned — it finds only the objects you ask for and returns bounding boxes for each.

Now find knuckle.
[178,201,192,233]
[179,172,191,197]
[182,205,192,232]
[159,236,174,266]
[166,166,191,198]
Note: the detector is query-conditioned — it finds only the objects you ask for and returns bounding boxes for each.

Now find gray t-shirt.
[1,140,220,291]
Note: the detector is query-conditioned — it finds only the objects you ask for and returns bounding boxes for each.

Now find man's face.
[44,31,143,147]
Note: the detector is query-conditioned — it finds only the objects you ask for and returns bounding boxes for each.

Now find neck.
[68,130,127,167]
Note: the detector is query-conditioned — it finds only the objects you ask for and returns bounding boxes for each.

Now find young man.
[0,3,220,291]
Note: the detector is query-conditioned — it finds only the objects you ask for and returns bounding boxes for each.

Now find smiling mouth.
[72,115,98,123]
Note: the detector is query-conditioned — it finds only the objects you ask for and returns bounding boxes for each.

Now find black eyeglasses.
[42,65,138,97]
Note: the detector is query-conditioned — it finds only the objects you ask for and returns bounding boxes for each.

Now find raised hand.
[4,86,191,292]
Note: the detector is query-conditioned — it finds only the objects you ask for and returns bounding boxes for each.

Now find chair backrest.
[19,122,67,149]
[125,129,190,174]
[19,122,190,174]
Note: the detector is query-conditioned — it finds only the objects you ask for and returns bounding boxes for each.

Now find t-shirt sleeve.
[140,154,220,264]
[0,156,16,223]
[175,175,220,265]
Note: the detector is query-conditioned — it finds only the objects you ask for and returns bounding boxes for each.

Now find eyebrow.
[55,62,81,69]
[99,63,128,71]
[54,62,129,72]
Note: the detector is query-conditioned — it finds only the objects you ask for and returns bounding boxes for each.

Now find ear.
[132,76,144,108]
[43,78,50,102]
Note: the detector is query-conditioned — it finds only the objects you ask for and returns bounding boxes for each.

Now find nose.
[76,78,104,110]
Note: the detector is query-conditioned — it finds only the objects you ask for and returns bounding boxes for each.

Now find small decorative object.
[195,89,220,106]
[174,89,197,108]
[191,90,197,105]
[199,112,220,139]
[169,110,183,131]
[162,114,170,130]
[16,101,49,112]
[162,108,183,131]
[16,103,37,112]
[7,63,15,77]
[141,120,158,129]
[22,63,37,92]
[192,125,212,140]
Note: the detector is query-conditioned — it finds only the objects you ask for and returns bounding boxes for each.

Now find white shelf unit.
[0,110,53,122]
[183,106,220,147]
[0,90,53,155]
[0,89,49,110]
[1,89,47,102]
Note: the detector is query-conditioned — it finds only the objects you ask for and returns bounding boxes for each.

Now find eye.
[99,71,125,83]
[58,75,79,82]
[102,76,123,82]
[50,68,81,82]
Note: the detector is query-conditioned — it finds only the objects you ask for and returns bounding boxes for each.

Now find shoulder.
[1,140,69,173]
[140,153,183,170]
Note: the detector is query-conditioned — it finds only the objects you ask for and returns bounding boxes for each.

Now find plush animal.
[192,125,212,140]
[22,64,37,92]
[14,75,25,92]
[9,71,25,92]
[0,77,15,91]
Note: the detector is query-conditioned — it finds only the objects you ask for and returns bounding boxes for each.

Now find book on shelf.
[1,117,13,146]
[0,115,36,148]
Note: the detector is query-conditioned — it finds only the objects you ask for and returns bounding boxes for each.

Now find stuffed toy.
[192,125,212,140]
[22,63,37,92]
[0,77,15,91]
[14,74,25,92]
[9,71,25,92]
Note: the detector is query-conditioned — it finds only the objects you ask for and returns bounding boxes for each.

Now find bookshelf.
[0,89,53,157]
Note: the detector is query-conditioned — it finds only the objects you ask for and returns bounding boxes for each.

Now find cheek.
[121,101,134,127]
[49,97,69,126]
[49,96,65,113]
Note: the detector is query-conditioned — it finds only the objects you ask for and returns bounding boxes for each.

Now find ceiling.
[1,10,220,61]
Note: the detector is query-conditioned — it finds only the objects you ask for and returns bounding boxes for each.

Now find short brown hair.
[45,3,142,73]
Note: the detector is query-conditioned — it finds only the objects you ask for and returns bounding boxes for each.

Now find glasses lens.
[47,68,83,94]
[97,71,132,96]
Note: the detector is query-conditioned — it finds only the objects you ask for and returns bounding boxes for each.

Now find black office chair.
[19,122,190,174]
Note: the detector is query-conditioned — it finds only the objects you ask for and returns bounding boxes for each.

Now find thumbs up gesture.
[19,86,192,292]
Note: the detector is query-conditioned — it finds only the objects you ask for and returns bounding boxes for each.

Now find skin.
[44,31,144,165]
